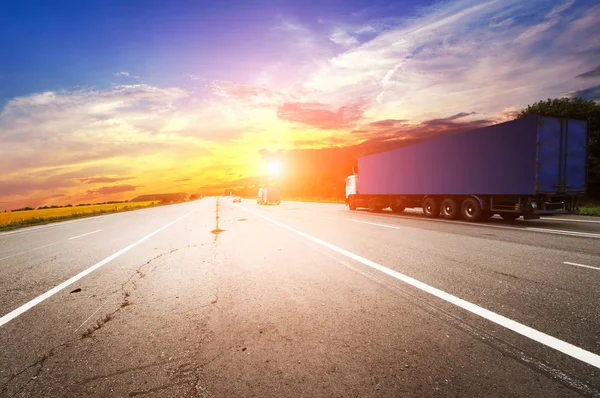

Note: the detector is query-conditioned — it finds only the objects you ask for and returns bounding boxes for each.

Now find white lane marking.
[346,216,600,239]
[68,230,102,240]
[0,241,62,262]
[0,215,115,237]
[241,206,600,370]
[346,219,403,229]
[525,227,600,239]
[564,262,600,271]
[541,217,600,224]
[0,209,195,327]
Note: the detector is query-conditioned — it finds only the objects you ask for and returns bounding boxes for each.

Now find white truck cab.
[345,174,358,200]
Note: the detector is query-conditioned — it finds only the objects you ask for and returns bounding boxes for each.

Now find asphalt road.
[1,198,599,397]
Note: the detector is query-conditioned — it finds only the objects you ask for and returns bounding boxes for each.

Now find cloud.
[114,71,140,78]
[303,0,600,121]
[174,178,190,182]
[78,176,134,184]
[576,65,600,79]
[350,113,493,143]
[277,100,366,129]
[211,81,293,106]
[330,27,359,47]
[569,85,600,101]
[86,185,138,195]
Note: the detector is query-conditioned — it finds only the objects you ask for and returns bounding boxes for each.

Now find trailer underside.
[346,194,579,222]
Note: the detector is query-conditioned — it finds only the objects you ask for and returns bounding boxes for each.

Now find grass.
[579,203,600,216]
[0,201,156,231]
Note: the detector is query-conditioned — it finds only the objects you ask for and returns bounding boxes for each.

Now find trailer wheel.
[348,198,357,211]
[422,198,439,218]
[499,212,520,221]
[461,198,483,222]
[440,198,459,220]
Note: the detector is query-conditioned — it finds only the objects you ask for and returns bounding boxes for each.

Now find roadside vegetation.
[0,201,156,231]
[579,201,600,216]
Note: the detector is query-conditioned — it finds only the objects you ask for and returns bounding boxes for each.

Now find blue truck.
[345,115,588,221]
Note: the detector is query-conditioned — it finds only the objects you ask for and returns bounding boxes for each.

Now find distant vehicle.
[233,196,241,203]
[346,115,588,222]
[257,187,281,205]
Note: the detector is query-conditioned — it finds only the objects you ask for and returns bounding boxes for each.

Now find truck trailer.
[345,115,588,222]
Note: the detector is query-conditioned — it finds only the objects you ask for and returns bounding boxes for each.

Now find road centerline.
[241,205,600,370]
[0,241,62,262]
[0,209,196,327]
[68,229,102,240]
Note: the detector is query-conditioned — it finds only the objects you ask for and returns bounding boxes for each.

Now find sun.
[267,161,281,176]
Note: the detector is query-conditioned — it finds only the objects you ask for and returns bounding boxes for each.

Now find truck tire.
[348,198,357,211]
[461,198,483,222]
[500,212,520,221]
[440,198,459,219]
[422,197,439,218]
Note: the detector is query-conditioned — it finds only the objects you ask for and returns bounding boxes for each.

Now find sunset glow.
[1,0,599,209]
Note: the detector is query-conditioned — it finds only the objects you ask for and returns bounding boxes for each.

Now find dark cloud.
[86,185,138,195]
[576,66,600,79]
[0,179,75,197]
[277,101,366,130]
[175,178,190,182]
[351,113,492,144]
[366,119,409,128]
[78,176,133,184]
[570,85,600,101]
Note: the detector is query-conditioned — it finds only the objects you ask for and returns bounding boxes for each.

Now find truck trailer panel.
[357,115,586,197]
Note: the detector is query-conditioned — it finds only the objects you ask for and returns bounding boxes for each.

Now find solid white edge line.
[540,217,600,224]
[564,262,600,271]
[346,216,600,239]
[68,230,102,240]
[242,205,600,370]
[525,227,600,238]
[0,209,195,327]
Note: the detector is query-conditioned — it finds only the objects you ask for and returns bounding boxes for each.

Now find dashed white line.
[525,227,600,239]
[242,206,600,370]
[68,230,102,240]
[564,262,600,271]
[0,209,195,327]
[0,241,61,261]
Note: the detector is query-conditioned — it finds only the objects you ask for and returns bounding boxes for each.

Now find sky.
[1,0,600,209]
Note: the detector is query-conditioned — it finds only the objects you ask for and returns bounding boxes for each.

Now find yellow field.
[0,202,156,227]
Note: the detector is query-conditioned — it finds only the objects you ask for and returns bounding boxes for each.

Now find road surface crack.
[1,341,70,396]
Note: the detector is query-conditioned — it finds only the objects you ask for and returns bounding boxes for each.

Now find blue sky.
[1,0,599,209]
[0,0,433,103]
